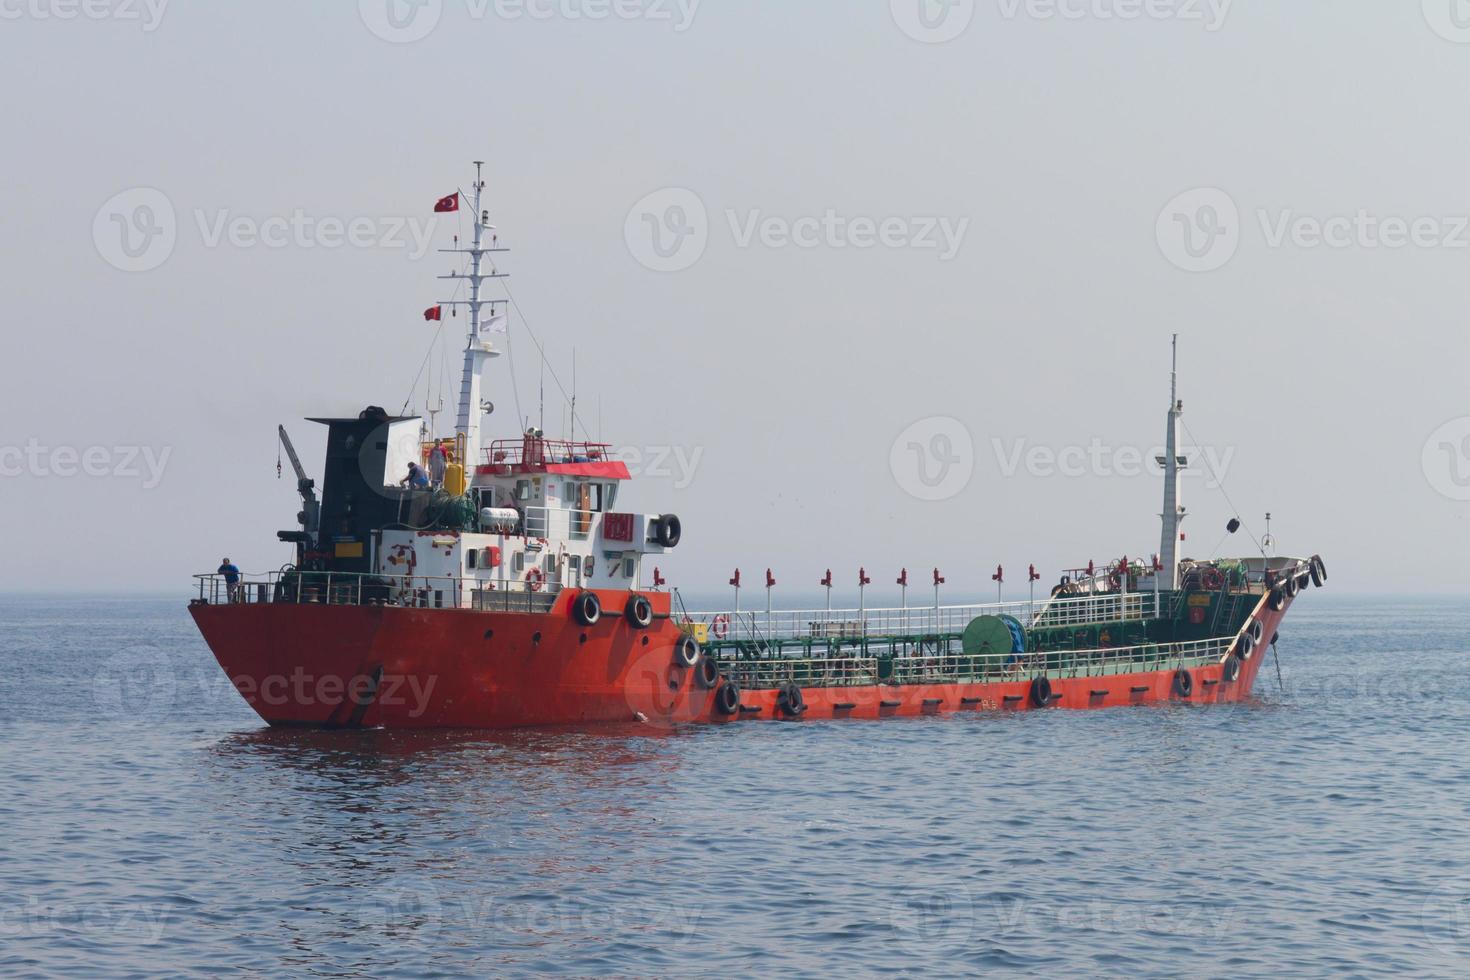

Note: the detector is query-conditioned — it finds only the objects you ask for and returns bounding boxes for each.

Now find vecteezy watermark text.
[614,444,704,490]
[993,437,1234,487]
[93,187,440,273]
[0,0,169,31]
[726,210,969,260]
[889,0,1231,43]
[92,648,441,722]
[889,883,1237,956]
[996,0,1232,29]
[0,898,169,943]
[358,0,701,43]
[624,188,970,272]
[1158,186,1470,272]
[0,441,171,489]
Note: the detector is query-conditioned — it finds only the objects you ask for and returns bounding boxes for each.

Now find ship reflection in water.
[202,724,708,974]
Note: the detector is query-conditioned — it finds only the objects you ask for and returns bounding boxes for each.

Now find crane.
[277,425,321,548]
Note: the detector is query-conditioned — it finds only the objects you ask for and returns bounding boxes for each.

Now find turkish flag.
[423,306,442,321]
[433,193,459,213]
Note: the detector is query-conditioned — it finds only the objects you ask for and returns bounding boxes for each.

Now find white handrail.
[686,592,1161,643]
[192,571,563,609]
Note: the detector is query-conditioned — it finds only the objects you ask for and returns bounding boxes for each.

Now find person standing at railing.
[218,558,242,603]
[428,440,448,489]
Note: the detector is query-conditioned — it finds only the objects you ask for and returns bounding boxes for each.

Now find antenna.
[1157,335,1186,590]
[439,160,508,457]
[1170,332,1179,408]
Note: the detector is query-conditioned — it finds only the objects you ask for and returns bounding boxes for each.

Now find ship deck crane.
[277,424,321,548]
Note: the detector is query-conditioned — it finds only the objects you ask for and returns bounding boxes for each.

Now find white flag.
[479,313,508,337]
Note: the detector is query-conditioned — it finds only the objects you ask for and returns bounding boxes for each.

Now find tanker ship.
[189,164,1326,729]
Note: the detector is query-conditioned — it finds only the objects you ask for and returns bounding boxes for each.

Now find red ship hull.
[190,589,1294,729]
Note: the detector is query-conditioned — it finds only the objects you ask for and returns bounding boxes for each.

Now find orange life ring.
[1201,567,1225,591]
[526,567,545,592]
[711,614,730,640]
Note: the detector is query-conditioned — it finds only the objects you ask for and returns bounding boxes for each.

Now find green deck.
[700,588,1262,691]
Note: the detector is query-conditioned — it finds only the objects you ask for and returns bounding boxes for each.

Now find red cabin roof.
[477,437,631,480]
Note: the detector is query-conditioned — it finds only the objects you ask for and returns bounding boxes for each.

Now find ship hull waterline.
[189,590,1293,730]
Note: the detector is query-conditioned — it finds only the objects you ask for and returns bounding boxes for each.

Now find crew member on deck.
[218,558,241,603]
[401,462,430,490]
[428,440,448,489]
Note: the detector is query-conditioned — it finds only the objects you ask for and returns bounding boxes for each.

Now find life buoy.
[526,567,545,592]
[624,594,654,629]
[572,590,601,626]
[777,682,806,717]
[1223,654,1242,683]
[674,634,701,669]
[697,656,720,689]
[1029,675,1053,708]
[1200,567,1225,591]
[711,614,730,640]
[715,680,741,715]
[1174,669,1194,698]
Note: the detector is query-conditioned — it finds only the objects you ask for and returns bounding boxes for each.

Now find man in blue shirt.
[400,462,430,489]
[218,558,241,603]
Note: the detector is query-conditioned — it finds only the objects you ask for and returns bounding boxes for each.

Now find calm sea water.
[2,593,1468,977]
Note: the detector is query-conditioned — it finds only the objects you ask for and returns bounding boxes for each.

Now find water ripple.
[2,595,1469,976]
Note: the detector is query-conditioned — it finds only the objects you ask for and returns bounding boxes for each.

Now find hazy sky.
[4,1,1470,596]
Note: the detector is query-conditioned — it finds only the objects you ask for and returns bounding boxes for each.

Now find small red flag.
[433,193,459,213]
[423,306,442,321]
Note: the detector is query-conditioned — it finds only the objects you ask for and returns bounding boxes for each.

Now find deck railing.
[715,635,1233,690]
[193,571,562,610]
[483,438,613,469]
[685,591,1161,645]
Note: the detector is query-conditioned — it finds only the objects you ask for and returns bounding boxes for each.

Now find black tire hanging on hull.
[1174,669,1194,698]
[714,681,741,716]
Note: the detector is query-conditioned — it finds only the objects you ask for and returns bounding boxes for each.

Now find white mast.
[1157,335,1187,589]
[438,161,507,461]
